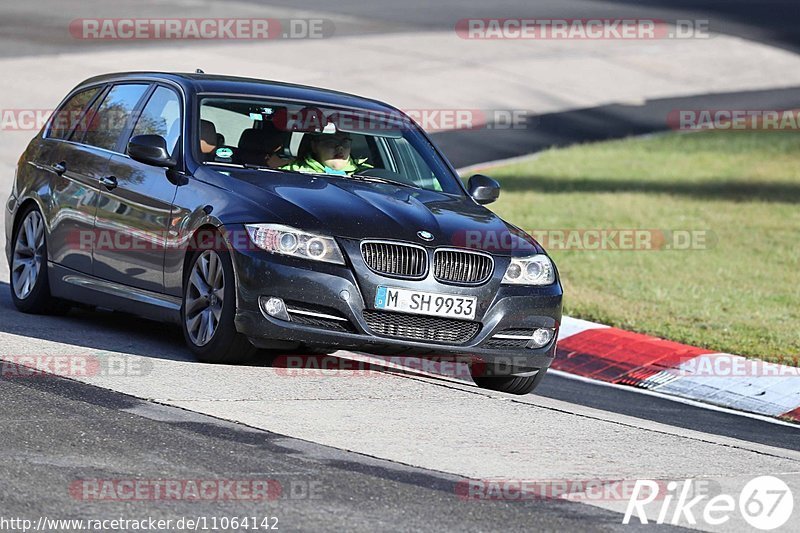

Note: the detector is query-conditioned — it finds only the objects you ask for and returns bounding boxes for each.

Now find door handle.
[100,176,118,190]
[51,161,66,176]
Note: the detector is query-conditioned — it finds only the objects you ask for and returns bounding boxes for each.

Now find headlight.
[245,224,346,265]
[502,254,555,285]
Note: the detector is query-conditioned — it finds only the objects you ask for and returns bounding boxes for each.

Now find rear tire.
[471,368,548,395]
[181,245,256,364]
[10,205,70,315]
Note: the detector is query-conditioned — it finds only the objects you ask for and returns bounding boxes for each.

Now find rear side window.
[130,86,182,157]
[48,87,101,140]
[82,84,149,151]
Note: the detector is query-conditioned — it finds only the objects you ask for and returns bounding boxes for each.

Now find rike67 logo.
[624,476,793,530]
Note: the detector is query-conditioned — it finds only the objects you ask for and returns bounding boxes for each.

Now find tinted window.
[130,86,182,157]
[82,84,149,151]
[48,87,101,140]
[198,97,463,194]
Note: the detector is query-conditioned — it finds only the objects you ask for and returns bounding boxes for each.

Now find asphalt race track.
[3,370,677,532]
[1,1,799,531]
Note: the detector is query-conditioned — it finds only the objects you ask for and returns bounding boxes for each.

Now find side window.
[69,87,107,143]
[349,134,371,162]
[82,84,149,151]
[130,86,182,157]
[391,137,442,191]
[48,87,101,140]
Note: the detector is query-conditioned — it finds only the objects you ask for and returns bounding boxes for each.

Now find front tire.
[10,206,69,315]
[182,246,256,363]
[471,368,548,395]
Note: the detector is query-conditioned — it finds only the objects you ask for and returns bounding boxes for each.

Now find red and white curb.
[556,317,800,423]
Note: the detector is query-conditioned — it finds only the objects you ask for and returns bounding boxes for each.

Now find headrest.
[200,120,217,145]
[238,123,285,152]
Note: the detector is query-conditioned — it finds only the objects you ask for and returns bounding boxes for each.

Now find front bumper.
[228,229,563,373]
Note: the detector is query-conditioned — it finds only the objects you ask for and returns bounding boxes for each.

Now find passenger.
[237,122,292,168]
[281,131,372,175]
[199,119,218,161]
[266,145,292,169]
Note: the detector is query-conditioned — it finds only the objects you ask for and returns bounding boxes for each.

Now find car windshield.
[198,97,464,195]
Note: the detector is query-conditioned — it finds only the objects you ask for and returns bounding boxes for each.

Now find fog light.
[528,328,554,348]
[260,296,290,321]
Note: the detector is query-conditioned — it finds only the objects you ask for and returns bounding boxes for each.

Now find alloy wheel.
[185,250,225,347]
[11,210,45,300]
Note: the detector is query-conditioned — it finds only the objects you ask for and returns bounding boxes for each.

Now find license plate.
[374,286,477,320]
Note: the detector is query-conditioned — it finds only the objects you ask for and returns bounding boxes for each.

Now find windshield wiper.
[349,173,420,190]
[202,161,276,171]
[208,162,422,188]
[273,169,418,187]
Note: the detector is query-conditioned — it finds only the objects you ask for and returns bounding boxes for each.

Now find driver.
[281,131,372,176]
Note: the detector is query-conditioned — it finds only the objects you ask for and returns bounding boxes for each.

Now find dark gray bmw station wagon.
[5,72,563,394]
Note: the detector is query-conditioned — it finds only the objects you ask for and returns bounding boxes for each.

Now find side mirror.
[127,135,176,168]
[467,174,501,205]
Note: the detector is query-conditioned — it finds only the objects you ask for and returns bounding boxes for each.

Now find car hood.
[219,169,542,255]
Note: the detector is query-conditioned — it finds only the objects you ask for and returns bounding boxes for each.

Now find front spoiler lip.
[235,309,557,369]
